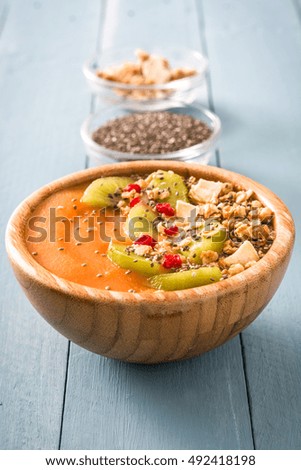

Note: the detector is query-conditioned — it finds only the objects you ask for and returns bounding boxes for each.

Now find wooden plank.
[0,3,8,38]
[98,0,203,51]
[61,343,252,450]
[0,0,99,449]
[202,0,301,449]
[60,0,253,450]
[293,0,301,23]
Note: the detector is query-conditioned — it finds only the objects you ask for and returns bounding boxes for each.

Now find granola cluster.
[97,49,196,100]
[117,171,275,280]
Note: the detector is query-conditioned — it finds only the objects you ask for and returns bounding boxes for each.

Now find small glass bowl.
[80,101,221,164]
[83,47,208,111]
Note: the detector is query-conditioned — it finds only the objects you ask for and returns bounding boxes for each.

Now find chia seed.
[92,111,212,155]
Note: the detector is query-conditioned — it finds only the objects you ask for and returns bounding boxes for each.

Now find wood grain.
[60,342,253,450]
[202,0,301,449]
[60,0,256,450]
[0,0,100,449]
[2,0,299,452]
[60,0,291,450]
[6,161,294,365]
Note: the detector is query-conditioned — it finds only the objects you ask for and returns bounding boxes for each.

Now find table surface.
[1,0,301,450]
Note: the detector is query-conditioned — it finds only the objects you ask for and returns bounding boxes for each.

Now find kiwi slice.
[107,242,162,276]
[201,227,226,253]
[149,266,222,291]
[182,227,226,264]
[126,202,157,240]
[81,176,133,208]
[148,170,189,207]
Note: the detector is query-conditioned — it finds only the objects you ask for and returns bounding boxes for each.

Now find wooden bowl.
[5,161,295,364]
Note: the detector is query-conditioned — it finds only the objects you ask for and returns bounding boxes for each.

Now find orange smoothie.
[26,184,150,292]
[26,170,273,293]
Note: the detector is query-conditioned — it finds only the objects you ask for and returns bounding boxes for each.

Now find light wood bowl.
[5,161,295,364]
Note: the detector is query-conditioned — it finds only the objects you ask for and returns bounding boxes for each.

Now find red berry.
[162,253,182,269]
[156,203,175,217]
[124,183,141,193]
[130,197,141,208]
[164,225,179,236]
[134,235,157,248]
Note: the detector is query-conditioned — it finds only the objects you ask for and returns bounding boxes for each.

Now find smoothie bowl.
[5,161,294,363]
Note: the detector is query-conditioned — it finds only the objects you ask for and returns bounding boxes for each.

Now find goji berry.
[134,235,157,248]
[130,197,141,208]
[156,203,175,217]
[124,183,141,193]
[162,253,182,269]
[164,225,179,236]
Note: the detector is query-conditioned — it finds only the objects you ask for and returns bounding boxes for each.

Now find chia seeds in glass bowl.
[81,101,221,163]
[92,111,213,155]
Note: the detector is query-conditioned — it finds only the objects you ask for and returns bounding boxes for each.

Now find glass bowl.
[83,47,208,111]
[80,101,221,164]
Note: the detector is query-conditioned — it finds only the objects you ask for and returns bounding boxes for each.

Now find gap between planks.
[58,0,255,450]
[57,2,102,449]
[291,0,301,25]
[58,341,71,450]
[196,0,255,448]
[196,0,221,167]
[0,3,9,39]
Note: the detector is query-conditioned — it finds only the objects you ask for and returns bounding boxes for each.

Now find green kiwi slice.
[125,202,158,240]
[149,266,222,291]
[81,176,133,208]
[147,170,189,207]
[107,242,162,276]
[181,227,226,264]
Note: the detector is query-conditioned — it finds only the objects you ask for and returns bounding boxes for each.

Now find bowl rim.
[83,47,209,92]
[5,161,295,307]
[80,102,221,161]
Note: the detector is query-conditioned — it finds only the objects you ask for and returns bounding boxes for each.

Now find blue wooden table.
[1,0,301,450]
